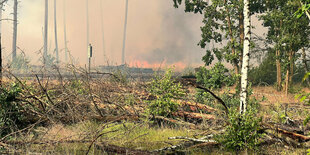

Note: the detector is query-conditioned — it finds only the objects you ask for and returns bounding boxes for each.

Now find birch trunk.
[240,0,251,114]
[44,0,48,65]
[54,0,59,64]
[302,47,309,85]
[12,0,17,61]
[122,0,129,65]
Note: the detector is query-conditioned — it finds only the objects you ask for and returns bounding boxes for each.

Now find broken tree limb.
[178,77,229,115]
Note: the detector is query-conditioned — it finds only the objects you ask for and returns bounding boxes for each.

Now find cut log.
[172,111,216,120]
[173,99,216,113]
[263,123,310,142]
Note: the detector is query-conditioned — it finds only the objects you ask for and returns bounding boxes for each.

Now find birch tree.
[240,0,251,114]
[44,0,48,65]
[12,0,18,61]
[54,0,59,64]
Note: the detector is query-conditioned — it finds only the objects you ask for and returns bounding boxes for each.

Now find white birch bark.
[122,0,128,65]
[240,0,251,114]
[54,0,59,64]
[12,0,17,61]
[44,0,48,65]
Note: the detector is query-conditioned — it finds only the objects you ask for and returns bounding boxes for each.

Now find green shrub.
[0,83,27,138]
[196,63,236,89]
[148,68,185,117]
[195,63,236,106]
[215,105,262,151]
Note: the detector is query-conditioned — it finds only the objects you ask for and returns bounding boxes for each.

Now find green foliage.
[69,80,87,95]
[215,105,263,151]
[249,53,277,86]
[0,83,27,138]
[196,63,236,89]
[195,63,236,106]
[110,70,128,85]
[148,68,185,117]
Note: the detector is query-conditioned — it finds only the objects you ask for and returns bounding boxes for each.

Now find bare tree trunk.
[276,50,282,91]
[44,0,48,65]
[224,0,239,75]
[121,0,129,65]
[0,1,3,85]
[12,0,17,61]
[100,0,106,63]
[239,0,244,69]
[54,0,59,65]
[86,0,89,65]
[285,66,289,96]
[302,47,309,72]
[63,0,68,63]
[289,51,294,83]
[240,0,251,114]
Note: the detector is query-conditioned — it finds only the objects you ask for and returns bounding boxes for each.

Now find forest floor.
[1,71,310,154]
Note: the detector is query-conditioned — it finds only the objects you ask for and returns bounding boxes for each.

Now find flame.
[128,60,194,71]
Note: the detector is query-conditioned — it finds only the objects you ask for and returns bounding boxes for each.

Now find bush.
[215,105,262,151]
[195,63,236,106]
[0,83,27,138]
[148,68,185,117]
[196,63,236,89]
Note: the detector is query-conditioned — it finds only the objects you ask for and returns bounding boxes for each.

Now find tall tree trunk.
[289,51,294,83]
[285,51,293,96]
[240,0,250,114]
[54,0,59,65]
[239,0,245,68]
[100,0,106,63]
[63,0,68,63]
[122,0,128,65]
[12,0,17,62]
[285,66,290,96]
[0,1,4,85]
[86,0,89,65]
[44,0,48,65]
[276,49,282,91]
[302,47,309,85]
[224,0,239,75]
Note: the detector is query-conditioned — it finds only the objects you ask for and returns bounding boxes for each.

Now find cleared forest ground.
[1,71,310,154]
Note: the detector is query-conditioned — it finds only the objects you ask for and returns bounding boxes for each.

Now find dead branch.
[174,99,217,112]
[178,77,229,115]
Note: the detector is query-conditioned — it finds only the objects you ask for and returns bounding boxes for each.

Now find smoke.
[0,0,205,66]
[139,2,203,65]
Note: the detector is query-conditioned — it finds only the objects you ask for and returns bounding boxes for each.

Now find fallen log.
[172,111,216,120]
[154,116,198,129]
[173,99,217,113]
[263,123,310,142]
